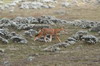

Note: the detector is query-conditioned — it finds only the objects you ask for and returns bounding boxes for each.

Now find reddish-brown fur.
[34,28,64,42]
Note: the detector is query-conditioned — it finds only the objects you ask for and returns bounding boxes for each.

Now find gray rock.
[72,30,88,40]
[10,32,18,36]
[82,35,98,44]
[10,36,28,44]
[65,36,76,45]
[3,61,10,66]
[90,26,100,32]
[73,20,98,29]
[13,17,29,24]
[41,0,56,3]
[54,42,70,48]
[67,41,76,45]
[35,36,50,42]
[27,17,38,24]
[43,42,70,52]
[0,36,9,44]
[27,56,35,62]
[0,18,10,23]
[17,24,31,30]
[0,29,11,39]
[76,30,88,35]
[41,5,49,8]
[0,18,11,27]
[11,16,53,30]
[37,15,65,25]
[0,48,5,53]
[24,29,37,37]
[48,4,55,8]
[62,2,70,7]
[20,2,54,9]
[67,37,77,41]
[43,46,60,52]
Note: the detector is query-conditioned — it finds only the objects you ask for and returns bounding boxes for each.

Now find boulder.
[13,17,29,24]
[90,26,100,32]
[62,2,70,7]
[73,20,98,29]
[67,37,77,41]
[35,35,50,42]
[10,32,18,36]
[65,37,76,45]
[0,29,11,39]
[27,17,38,24]
[72,30,88,40]
[82,35,98,44]
[43,42,70,52]
[19,2,55,9]
[24,29,37,37]
[17,24,31,30]
[0,36,9,44]
[37,15,64,25]
[0,18,11,27]
[10,36,28,44]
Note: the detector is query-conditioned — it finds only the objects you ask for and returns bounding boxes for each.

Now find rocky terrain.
[0,0,100,66]
[0,15,100,66]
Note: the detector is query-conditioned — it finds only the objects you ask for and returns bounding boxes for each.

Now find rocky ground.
[0,0,100,21]
[0,0,100,66]
[0,16,99,66]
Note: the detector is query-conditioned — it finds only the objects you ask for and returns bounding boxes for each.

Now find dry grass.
[0,0,100,21]
[1,7,100,21]
[2,0,13,3]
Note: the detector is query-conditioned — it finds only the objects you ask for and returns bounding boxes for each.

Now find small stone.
[27,56,35,62]
[3,61,10,66]
[0,48,5,53]
[67,41,76,45]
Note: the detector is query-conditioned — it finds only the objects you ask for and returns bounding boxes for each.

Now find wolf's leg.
[44,35,47,42]
[56,35,61,42]
[49,35,52,42]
